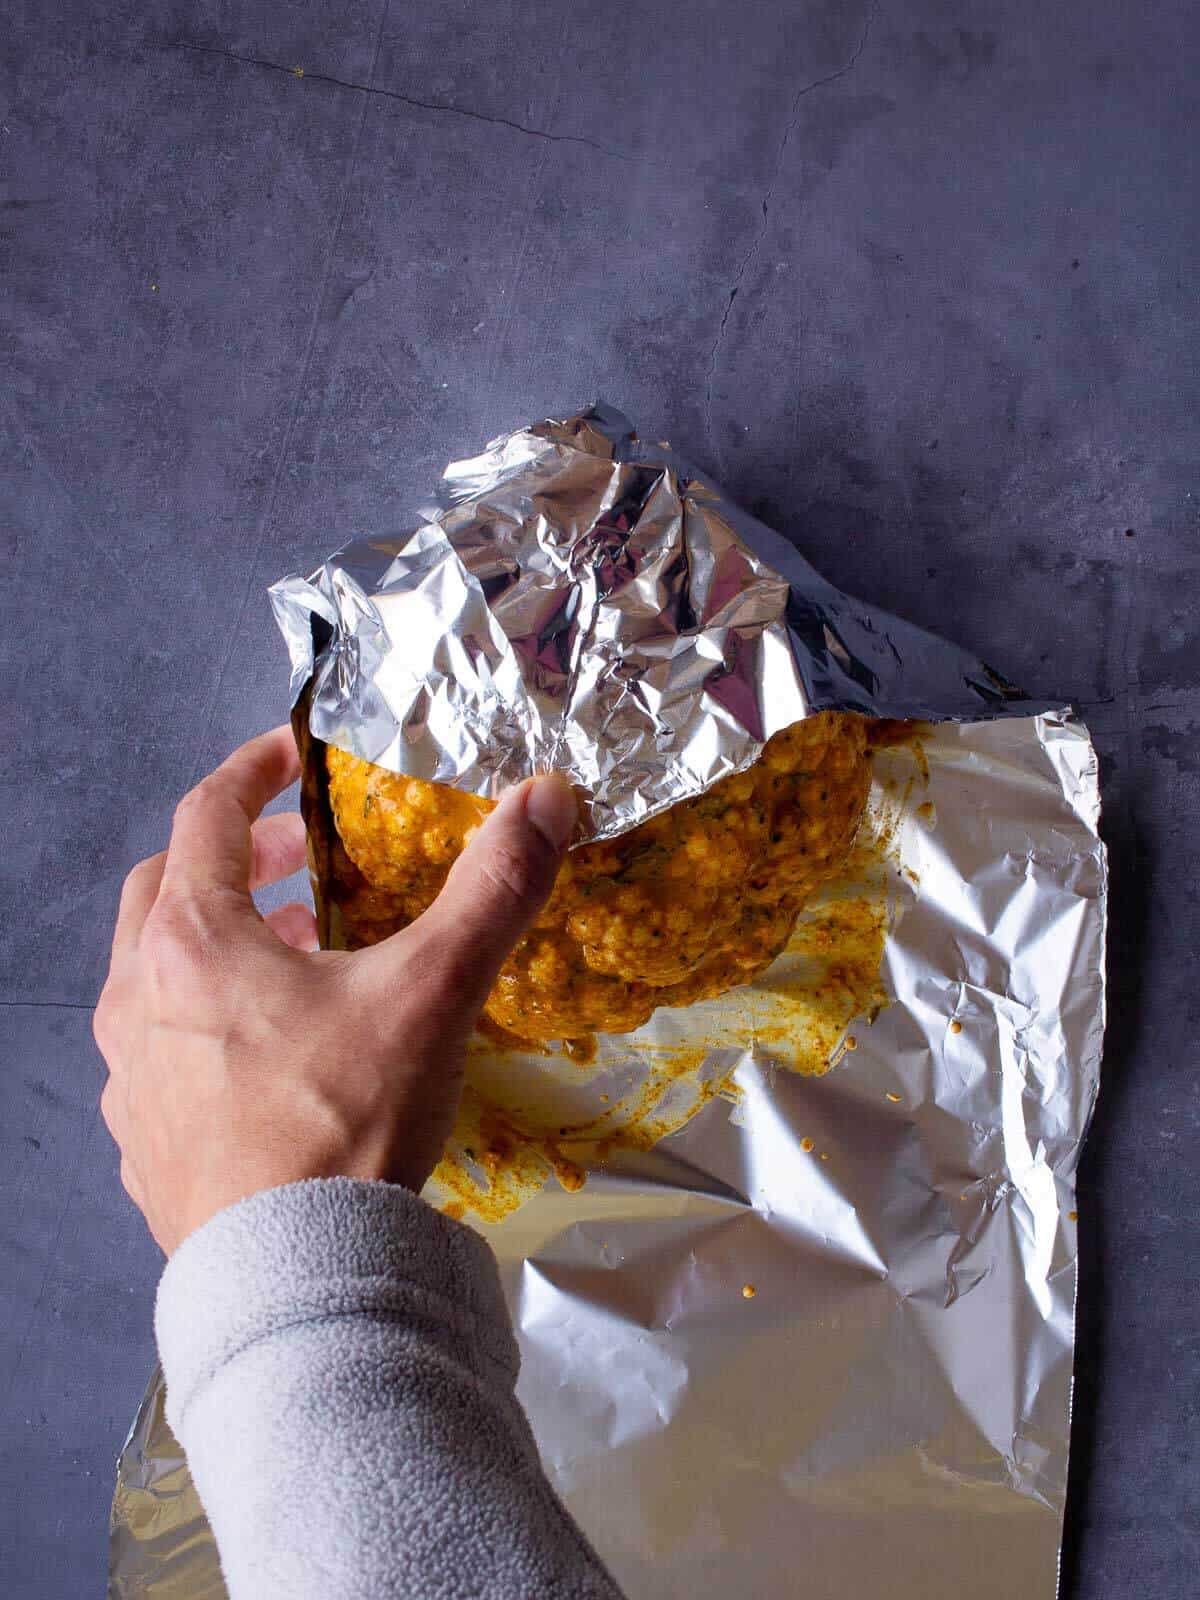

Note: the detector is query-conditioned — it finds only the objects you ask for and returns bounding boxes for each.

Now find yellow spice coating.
[326,712,871,1041]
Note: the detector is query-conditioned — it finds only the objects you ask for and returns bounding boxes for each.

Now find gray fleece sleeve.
[155,1178,625,1600]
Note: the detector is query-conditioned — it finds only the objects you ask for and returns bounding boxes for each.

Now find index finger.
[161,725,301,898]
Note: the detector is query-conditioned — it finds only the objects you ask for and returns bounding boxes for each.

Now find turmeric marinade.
[326,712,872,1042]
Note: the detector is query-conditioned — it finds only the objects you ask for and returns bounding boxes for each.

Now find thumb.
[400,772,577,1015]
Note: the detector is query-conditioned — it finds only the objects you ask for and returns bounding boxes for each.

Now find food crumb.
[949,1019,963,1035]
[293,65,305,77]
[886,1091,903,1103]
[563,1034,598,1065]
[801,1136,815,1153]
[741,1283,757,1300]
[1068,1209,1079,1222]
[844,1034,858,1051]
[819,1152,830,1162]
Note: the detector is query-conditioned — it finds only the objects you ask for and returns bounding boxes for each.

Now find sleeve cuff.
[155,1177,516,1434]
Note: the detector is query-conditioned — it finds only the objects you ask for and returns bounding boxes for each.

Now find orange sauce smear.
[429,723,930,1223]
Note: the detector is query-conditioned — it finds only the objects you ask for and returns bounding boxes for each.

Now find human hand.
[94,725,576,1254]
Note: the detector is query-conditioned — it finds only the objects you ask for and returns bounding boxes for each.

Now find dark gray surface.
[2,0,1196,1594]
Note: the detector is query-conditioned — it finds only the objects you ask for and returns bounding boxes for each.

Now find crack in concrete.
[172,41,629,160]
[704,0,880,459]
[0,1000,97,1010]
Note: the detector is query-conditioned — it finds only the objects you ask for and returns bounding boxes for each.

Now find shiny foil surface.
[268,403,1029,841]
[109,410,1106,1600]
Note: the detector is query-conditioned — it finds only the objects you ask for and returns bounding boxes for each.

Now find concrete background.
[3,0,1196,1593]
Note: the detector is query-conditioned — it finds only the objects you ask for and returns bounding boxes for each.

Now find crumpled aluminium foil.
[268,403,1025,840]
[109,408,1105,1600]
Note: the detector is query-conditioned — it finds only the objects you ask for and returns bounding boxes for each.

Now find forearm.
[156,1179,623,1600]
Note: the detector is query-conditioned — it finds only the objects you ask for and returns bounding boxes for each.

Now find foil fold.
[269,403,1028,840]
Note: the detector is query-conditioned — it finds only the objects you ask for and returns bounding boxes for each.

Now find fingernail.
[524,772,577,852]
